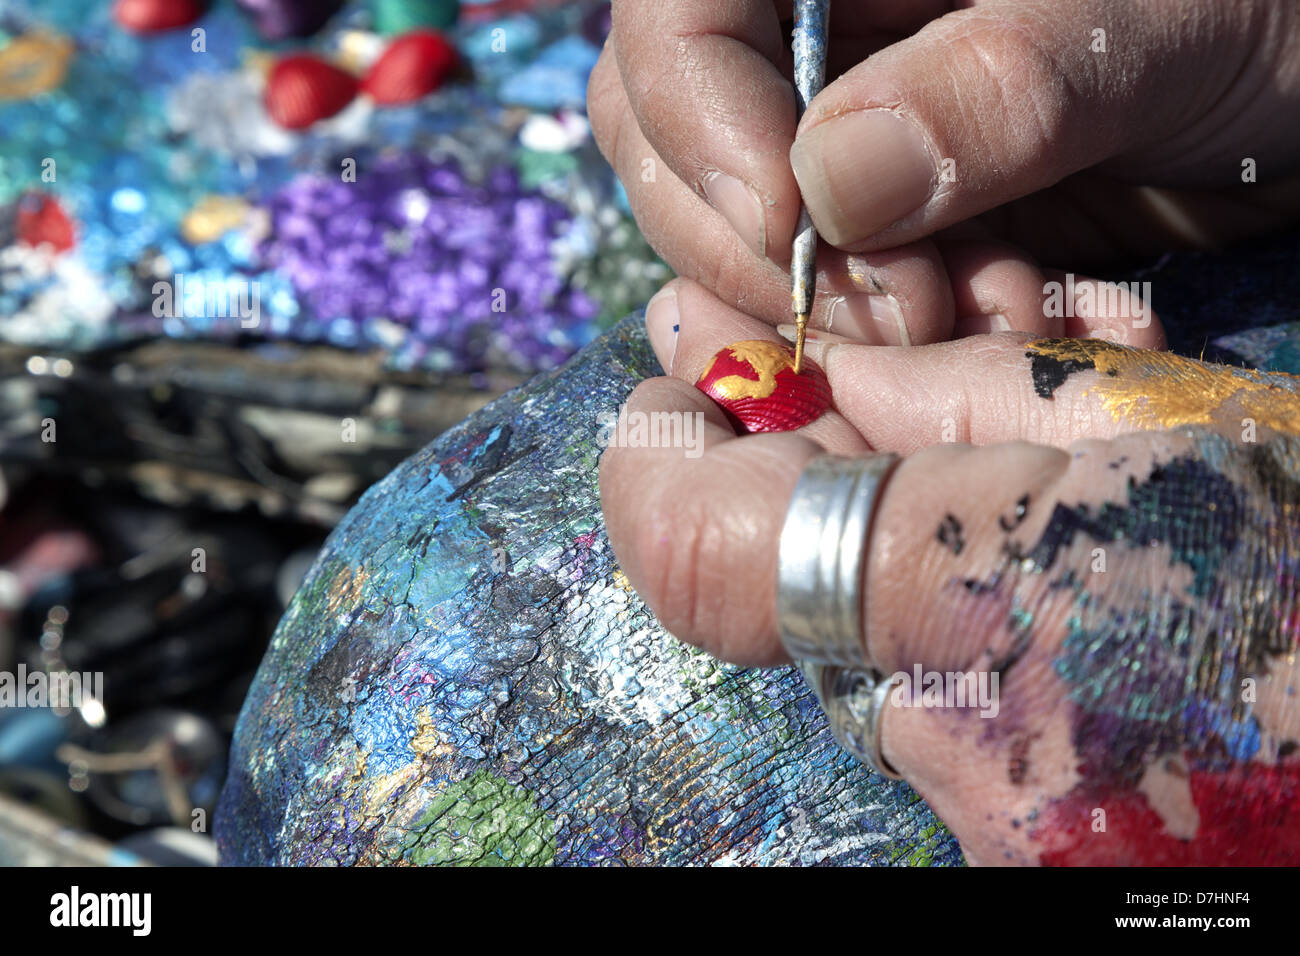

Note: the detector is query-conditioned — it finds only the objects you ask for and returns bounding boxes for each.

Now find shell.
[694,339,831,433]
[16,192,76,254]
[361,30,458,105]
[263,55,359,130]
[113,0,207,33]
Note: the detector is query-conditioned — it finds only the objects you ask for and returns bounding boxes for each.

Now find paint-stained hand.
[601,278,1300,865]
[592,0,1300,350]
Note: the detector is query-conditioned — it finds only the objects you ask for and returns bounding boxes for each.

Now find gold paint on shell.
[699,340,794,401]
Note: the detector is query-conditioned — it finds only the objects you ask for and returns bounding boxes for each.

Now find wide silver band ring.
[777,453,899,669]
[779,453,902,779]
[799,662,902,779]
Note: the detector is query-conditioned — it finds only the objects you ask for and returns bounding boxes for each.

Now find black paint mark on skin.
[937,513,965,554]
[1027,347,1118,398]
[1048,568,1081,591]
[998,494,1031,532]
[1108,456,1129,470]
[989,625,1033,676]
[1021,456,1244,597]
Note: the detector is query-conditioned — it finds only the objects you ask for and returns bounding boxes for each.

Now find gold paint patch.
[698,340,794,401]
[1027,339,1300,433]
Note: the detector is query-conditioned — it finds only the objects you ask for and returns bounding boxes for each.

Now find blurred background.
[0,0,666,865]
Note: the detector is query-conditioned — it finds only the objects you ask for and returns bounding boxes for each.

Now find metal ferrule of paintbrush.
[790,0,829,373]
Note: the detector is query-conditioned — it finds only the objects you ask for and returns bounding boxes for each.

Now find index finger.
[609,0,952,260]
[611,0,798,260]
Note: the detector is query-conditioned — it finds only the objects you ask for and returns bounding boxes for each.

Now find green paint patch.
[515,148,579,189]
[404,770,555,866]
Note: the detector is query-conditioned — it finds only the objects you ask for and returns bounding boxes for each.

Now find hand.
[591,0,1300,347]
[600,279,1300,864]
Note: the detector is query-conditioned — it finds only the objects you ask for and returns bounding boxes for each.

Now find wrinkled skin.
[596,0,1300,864]
[591,0,1300,347]
[602,281,1300,864]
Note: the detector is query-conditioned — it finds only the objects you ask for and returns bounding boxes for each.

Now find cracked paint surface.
[215,314,957,866]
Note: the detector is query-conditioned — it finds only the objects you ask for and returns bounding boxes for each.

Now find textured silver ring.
[799,662,903,779]
[777,453,899,669]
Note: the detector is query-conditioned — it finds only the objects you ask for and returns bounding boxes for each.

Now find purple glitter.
[257,153,599,373]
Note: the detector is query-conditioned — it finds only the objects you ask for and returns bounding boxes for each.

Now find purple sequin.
[257,154,598,373]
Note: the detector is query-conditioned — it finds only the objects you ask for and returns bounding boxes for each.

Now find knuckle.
[942,14,1080,172]
[688,231,757,308]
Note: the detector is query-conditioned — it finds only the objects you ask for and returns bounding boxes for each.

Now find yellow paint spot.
[410,708,451,759]
[0,32,74,100]
[1027,339,1300,433]
[361,708,452,819]
[699,340,793,401]
[181,195,252,245]
[325,564,368,617]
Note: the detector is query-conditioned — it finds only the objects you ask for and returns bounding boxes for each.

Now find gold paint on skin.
[1028,339,1300,433]
[699,340,793,400]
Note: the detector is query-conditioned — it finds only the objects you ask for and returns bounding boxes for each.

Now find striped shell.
[694,339,831,433]
[264,55,359,130]
[361,30,458,105]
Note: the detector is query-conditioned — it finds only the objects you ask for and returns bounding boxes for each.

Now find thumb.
[789,0,1274,250]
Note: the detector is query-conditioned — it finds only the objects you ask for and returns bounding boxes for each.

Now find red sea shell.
[694,340,832,433]
[264,55,359,130]
[361,30,458,105]
[15,192,75,254]
[114,0,206,33]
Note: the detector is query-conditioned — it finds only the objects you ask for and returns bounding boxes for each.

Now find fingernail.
[954,313,1012,337]
[826,293,911,346]
[702,171,767,258]
[790,110,935,246]
[645,287,680,373]
[776,323,857,347]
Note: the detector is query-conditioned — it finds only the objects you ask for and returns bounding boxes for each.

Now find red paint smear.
[16,192,76,254]
[1033,761,1300,865]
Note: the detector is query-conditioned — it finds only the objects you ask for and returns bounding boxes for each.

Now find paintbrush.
[791,0,829,373]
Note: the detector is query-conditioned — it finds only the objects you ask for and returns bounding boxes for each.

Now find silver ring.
[799,662,902,779]
[777,453,899,668]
